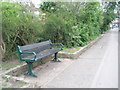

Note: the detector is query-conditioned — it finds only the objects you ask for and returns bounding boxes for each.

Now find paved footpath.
[21,28,118,88]
[42,28,118,88]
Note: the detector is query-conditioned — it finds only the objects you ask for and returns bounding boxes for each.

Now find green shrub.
[2,2,117,61]
[42,14,71,45]
[2,2,43,60]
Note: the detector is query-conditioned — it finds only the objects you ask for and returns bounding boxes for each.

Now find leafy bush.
[41,14,73,47]
[101,2,116,32]
[2,2,117,61]
[2,2,43,60]
[40,2,103,47]
[40,2,57,12]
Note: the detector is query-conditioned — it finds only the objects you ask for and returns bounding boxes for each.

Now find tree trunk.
[1,38,6,59]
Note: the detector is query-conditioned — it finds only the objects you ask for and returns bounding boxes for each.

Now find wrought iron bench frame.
[17,40,63,77]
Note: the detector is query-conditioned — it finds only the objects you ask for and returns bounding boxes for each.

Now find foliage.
[101,2,117,32]
[74,2,103,45]
[2,2,117,61]
[40,2,57,12]
[2,2,43,60]
[40,2,103,47]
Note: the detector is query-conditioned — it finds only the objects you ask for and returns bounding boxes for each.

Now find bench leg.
[53,52,61,62]
[25,62,37,77]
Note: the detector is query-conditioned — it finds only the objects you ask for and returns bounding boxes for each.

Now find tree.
[116,1,120,29]
[40,2,57,12]
[101,2,117,32]
[2,2,43,60]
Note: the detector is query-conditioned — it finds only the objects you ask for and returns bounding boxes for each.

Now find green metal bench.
[17,40,63,77]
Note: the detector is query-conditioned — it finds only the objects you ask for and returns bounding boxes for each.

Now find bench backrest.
[18,40,52,53]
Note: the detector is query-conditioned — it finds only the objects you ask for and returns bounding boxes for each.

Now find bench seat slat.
[25,45,52,53]
[20,40,51,51]
[28,48,62,60]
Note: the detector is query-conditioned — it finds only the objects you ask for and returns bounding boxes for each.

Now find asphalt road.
[42,28,118,88]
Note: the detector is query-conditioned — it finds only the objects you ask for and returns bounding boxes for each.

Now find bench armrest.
[51,43,64,50]
[21,51,37,61]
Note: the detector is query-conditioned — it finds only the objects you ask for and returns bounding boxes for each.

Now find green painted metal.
[21,51,37,62]
[17,46,23,61]
[51,43,64,50]
[51,42,63,62]
[24,62,37,77]
[17,46,37,62]
[17,46,37,77]
[17,40,64,77]
[52,52,61,62]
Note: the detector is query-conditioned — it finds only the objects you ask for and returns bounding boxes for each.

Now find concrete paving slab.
[18,59,74,88]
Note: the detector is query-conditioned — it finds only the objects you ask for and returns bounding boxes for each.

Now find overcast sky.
[31,0,42,8]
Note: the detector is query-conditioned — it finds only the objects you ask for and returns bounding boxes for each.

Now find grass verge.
[61,47,81,53]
